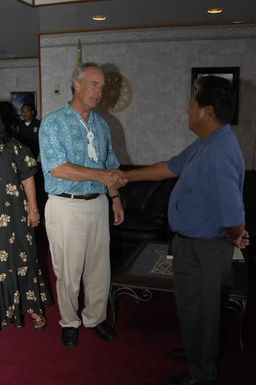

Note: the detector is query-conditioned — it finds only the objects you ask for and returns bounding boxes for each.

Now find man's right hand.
[100,169,127,191]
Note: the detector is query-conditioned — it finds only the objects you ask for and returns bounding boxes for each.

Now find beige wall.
[40,26,256,168]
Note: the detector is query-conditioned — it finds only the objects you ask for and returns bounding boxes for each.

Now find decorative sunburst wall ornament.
[100,71,132,113]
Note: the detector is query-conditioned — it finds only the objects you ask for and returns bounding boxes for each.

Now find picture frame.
[10,91,37,116]
[191,67,240,125]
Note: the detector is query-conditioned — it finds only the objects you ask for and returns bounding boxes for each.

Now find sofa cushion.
[119,176,177,221]
[243,170,256,214]
[109,166,178,245]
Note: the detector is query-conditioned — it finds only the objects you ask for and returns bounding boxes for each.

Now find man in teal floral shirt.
[39,63,125,347]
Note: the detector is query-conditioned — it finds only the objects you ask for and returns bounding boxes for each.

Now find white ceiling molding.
[40,25,256,49]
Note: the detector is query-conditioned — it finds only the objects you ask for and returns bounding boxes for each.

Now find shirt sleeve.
[39,116,69,174]
[104,123,120,169]
[168,139,201,176]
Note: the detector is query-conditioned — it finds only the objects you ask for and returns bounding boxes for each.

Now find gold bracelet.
[28,208,39,213]
[111,194,120,200]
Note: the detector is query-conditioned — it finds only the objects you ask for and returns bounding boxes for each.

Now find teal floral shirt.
[39,103,119,194]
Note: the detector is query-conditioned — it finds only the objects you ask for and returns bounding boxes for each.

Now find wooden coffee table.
[110,241,175,325]
[110,241,248,350]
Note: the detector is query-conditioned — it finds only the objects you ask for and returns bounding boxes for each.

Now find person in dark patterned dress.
[0,118,51,330]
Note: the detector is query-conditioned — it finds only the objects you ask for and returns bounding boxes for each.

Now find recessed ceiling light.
[92,15,107,21]
[207,8,224,14]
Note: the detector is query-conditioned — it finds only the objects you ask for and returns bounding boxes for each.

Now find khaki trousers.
[45,194,110,328]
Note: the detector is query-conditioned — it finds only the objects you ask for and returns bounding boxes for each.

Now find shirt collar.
[204,123,231,142]
[65,102,94,123]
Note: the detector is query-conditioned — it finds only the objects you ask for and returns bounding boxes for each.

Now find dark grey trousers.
[172,235,234,383]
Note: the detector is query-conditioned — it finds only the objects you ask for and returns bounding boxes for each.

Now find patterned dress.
[0,138,51,329]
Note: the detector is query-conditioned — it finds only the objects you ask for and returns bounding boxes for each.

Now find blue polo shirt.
[168,124,245,238]
[39,104,119,194]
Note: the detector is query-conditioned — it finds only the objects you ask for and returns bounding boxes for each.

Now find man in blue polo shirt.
[123,76,248,385]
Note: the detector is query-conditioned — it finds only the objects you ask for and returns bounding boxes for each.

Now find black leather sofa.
[109,166,256,263]
[109,176,178,259]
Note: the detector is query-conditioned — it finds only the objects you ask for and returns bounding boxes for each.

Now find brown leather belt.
[57,193,100,200]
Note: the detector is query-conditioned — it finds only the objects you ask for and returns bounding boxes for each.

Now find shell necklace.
[78,117,98,162]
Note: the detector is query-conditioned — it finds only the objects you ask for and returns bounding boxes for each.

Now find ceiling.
[1,0,256,58]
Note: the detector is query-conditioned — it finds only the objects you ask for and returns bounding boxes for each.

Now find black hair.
[194,75,236,124]
[0,101,19,139]
[0,117,7,144]
[21,102,37,116]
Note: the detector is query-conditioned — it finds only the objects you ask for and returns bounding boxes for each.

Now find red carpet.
[0,230,254,385]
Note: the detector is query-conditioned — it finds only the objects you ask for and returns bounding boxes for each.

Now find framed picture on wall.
[191,67,240,125]
[10,91,37,116]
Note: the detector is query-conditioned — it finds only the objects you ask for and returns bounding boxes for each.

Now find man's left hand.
[112,197,124,225]
[232,230,250,249]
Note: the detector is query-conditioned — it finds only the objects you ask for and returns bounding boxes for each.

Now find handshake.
[102,168,128,192]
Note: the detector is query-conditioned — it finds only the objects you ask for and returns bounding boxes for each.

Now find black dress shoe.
[61,327,79,347]
[169,371,216,385]
[93,321,116,341]
[170,347,187,361]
